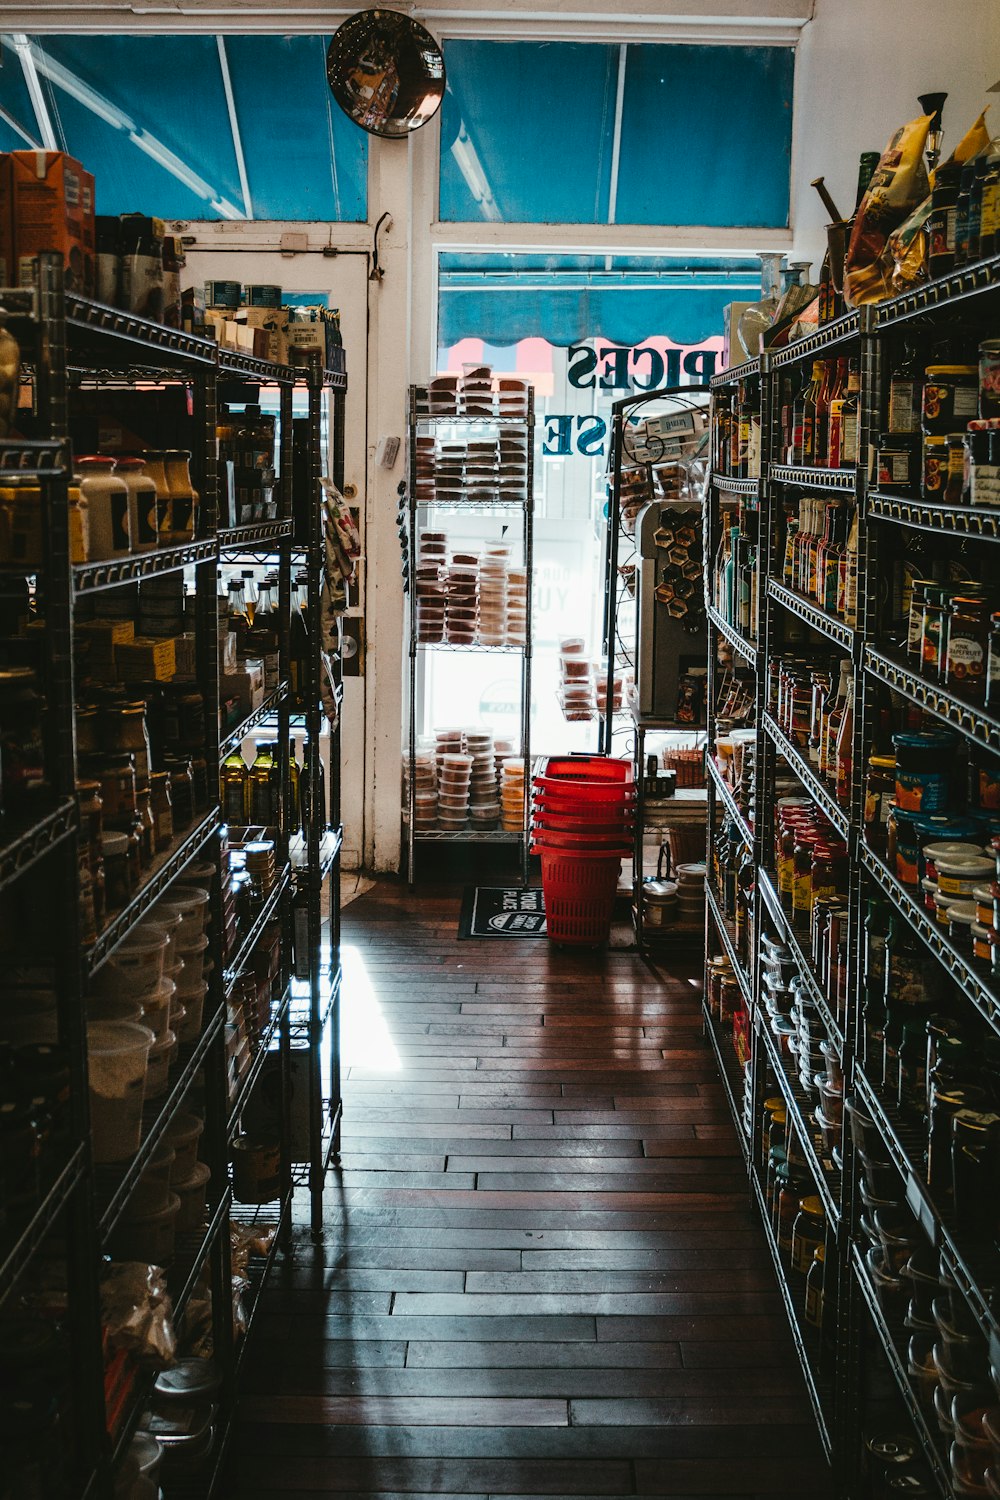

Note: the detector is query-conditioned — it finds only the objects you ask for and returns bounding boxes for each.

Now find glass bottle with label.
[221,749,248,825]
[248,574,281,693]
[228,577,251,660]
[887,345,921,436]
[248,741,277,826]
[290,571,311,710]
[824,358,848,468]
[800,361,826,467]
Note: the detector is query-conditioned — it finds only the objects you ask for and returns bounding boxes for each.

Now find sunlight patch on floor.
[340,942,402,1072]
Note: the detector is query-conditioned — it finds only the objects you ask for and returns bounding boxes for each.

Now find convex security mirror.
[327,9,445,138]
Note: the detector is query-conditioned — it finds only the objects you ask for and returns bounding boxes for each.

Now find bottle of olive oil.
[221,748,248,825]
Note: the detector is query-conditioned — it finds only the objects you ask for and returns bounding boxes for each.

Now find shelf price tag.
[905,1172,939,1249]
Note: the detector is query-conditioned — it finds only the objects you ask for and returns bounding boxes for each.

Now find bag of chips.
[845,113,933,306]
[888,109,992,293]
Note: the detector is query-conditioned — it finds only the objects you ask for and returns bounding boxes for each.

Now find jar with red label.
[944,595,991,701]
[922,365,979,435]
[922,435,947,502]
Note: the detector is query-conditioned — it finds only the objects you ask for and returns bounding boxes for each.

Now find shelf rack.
[705,603,760,666]
[704,249,1000,1495]
[404,385,534,886]
[0,258,346,1500]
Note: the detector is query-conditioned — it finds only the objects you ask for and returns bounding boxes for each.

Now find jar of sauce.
[76,456,130,559]
[140,450,172,545]
[114,457,157,551]
[791,1195,825,1276]
[864,756,896,847]
[876,435,917,490]
[922,434,947,502]
[944,596,991,701]
[922,365,978,435]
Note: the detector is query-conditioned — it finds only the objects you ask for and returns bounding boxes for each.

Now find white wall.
[792,0,1000,273]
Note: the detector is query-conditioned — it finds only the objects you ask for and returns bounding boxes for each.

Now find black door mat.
[458,886,547,939]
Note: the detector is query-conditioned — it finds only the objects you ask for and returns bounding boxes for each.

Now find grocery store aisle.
[231,880,832,1498]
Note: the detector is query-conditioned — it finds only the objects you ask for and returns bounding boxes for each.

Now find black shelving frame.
[704,250,1000,1498]
[0,259,345,1499]
[404,386,534,886]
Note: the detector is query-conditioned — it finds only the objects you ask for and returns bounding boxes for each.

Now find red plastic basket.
[532,808,633,835]
[538,756,633,785]
[531,827,631,853]
[532,785,636,814]
[539,847,623,947]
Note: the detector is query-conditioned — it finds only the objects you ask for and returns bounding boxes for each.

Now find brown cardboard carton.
[9,151,95,295]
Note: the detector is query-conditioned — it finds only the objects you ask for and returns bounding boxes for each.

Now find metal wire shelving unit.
[0,259,344,1499]
[404,385,534,886]
[703,250,1000,1496]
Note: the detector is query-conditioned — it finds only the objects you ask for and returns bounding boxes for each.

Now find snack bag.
[845,113,933,306]
[887,109,991,293]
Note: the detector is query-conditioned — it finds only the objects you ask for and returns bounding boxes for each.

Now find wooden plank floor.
[231,881,834,1498]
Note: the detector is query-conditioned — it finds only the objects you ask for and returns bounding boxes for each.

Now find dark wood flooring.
[231,882,833,1498]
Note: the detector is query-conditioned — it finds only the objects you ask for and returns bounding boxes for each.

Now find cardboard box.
[5,151,95,295]
[220,658,264,715]
[240,307,288,365]
[116,635,177,682]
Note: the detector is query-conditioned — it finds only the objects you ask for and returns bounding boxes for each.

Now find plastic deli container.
[140,976,176,1042]
[108,1191,180,1264]
[144,1028,176,1099]
[174,1161,211,1232]
[163,1112,204,1180]
[87,1021,155,1163]
[174,982,207,1044]
[94,928,170,1000]
[157,886,210,941]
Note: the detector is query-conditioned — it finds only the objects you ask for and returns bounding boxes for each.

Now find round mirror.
[327,9,446,139]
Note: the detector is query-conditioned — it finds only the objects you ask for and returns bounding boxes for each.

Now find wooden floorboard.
[230,881,833,1497]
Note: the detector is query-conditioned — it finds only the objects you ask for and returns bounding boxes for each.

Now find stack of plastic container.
[478,546,508,646]
[414,531,447,642]
[506,565,528,646]
[437,752,473,830]
[404,748,438,832]
[558,637,596,721]
[501,758,527,831]
[530,756,634,946]
[467,730,499,828]
[494,737,516,793]
[446,551,478,645]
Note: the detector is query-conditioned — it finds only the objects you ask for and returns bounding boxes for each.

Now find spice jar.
[114,457,158,551]
[102,831,132,909]
[76,456,131,559]
[944,596,991,701]
[922,365,979,435]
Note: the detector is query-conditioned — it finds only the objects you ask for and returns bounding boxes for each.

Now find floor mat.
[457,885,547,938]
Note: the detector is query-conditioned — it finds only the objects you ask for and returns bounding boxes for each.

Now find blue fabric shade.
[440,39,793,228]
[0,33,368,221]
[438,253,762,347]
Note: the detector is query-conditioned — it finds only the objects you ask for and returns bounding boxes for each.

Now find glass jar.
[790,1195,825,1276]
[876,434,917,490]
[792,830,818,930]
[165,756,194,830]
[139,450,172,544]
[777,1170,808,1251]
[944,595,991,701]
[163,449,199,543]
[76,456,130,559]
[945,434,966,505]
[761,1096,784,1169]
[114,457,157,551]
[149,771,173,851]
[920,586,951,679]
[804,1246,825,1333]
[922,364,979,435]
[864,756,896,847]
[135,786,155,867]
[948,901,978,954]
[76,780,103,864]
[893,731,957,815]
[922,434,948,503]
[102,830,131,908]
[97,754,137,830]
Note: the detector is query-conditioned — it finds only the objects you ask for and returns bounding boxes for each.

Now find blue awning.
[438,254,762,347]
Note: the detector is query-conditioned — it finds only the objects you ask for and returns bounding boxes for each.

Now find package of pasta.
[845,113,933,306]
[887,109,992,293]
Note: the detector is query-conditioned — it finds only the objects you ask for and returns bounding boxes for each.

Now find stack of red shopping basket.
[530,756,634,947]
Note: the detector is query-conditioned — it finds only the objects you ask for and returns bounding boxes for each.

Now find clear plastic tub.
[88,1021,155,1163]
[158,886,210,940]
[141,977,176,1041]
[88,994,144,1026]
[174,982,207,1043]
[96,929,169,999]
[145,1028,176,1099]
